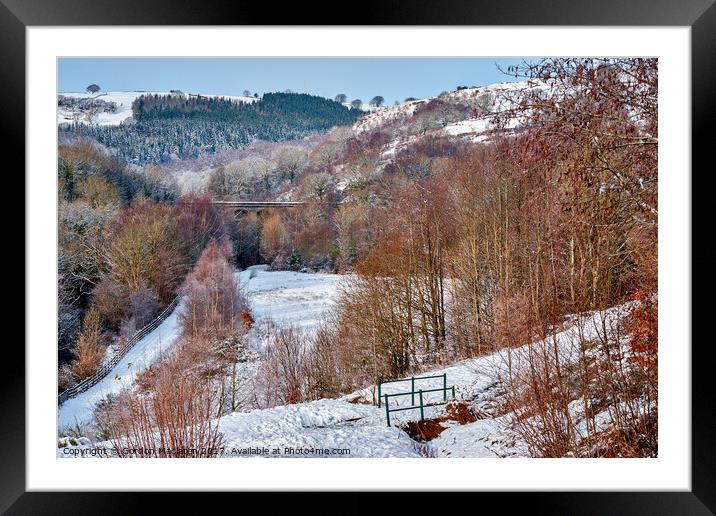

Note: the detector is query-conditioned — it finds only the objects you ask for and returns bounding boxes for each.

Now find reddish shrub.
[628,291,658,374]
[179,240,249,340]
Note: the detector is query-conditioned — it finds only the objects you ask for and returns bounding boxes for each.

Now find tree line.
[58,142,238,390]
[249,58,658,457]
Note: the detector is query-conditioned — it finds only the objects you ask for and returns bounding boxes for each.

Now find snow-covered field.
[239,265,346,334]
[58,91,153,125]
[57,91,257,126]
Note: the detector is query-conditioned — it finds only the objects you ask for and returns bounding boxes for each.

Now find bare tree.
[70,306,105,381]
[260,327,306,405]
[179,240,249,340]
[300,172,335,201]
[271,145,308,184]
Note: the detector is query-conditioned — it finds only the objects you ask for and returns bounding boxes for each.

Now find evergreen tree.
[63,92,364,165]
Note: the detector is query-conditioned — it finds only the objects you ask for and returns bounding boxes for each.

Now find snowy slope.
[58,300,185,429]
[351,98,426,134]
[352,80,536,139]
[213,303,631,458]
[58,267,345,430]
[58,265,632,458]
[57,91,258,126]
[60,298,630,458]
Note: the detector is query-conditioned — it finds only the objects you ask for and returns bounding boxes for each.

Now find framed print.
[6,0,712,512]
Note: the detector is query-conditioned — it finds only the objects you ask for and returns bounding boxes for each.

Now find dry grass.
[400,401,478,442]
[496,307,658,458]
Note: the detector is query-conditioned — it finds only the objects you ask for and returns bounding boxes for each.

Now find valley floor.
[59,266,629,458]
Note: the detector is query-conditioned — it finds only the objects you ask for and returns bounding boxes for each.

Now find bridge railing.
[377,373,456,427]
[178,199,343,210]
[210,201,307,206]
[58,297,180,406]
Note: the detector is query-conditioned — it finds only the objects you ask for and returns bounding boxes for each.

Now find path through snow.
[58,301,185,429]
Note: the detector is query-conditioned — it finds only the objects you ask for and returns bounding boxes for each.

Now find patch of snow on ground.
[217,399,422,458]
[238,265,347,353]
[431,416,525,458]
[443,117,492,137]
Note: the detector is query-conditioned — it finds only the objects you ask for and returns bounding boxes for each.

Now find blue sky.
[58,58,526,104]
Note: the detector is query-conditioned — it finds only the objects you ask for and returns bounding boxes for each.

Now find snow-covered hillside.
[57,91,258,126]
[59,275,632,458]
[213,302,632,458]
[58,267,345,430]
[351,81,531,138]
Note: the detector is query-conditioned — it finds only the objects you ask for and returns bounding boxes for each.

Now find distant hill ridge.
[60,92,363,165]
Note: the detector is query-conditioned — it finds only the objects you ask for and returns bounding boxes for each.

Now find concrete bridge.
[179,199,341,212]
[209,200,308,209]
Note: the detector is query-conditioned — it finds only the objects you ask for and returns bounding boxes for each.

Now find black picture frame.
[5,0,710,513]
